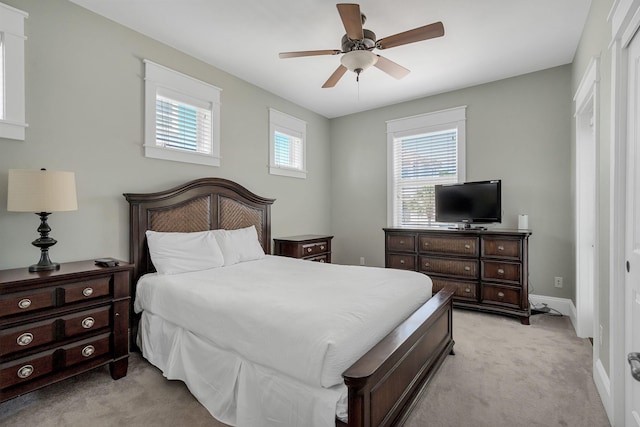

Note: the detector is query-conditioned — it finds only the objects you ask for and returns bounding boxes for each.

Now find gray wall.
[570,0,613,375]
[330,66,574,301]
[0,0,332,270]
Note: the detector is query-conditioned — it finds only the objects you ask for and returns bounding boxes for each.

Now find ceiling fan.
[279,3,445,88]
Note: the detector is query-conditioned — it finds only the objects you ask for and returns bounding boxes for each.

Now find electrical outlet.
[360,257,365,266]
[554,276,563,288]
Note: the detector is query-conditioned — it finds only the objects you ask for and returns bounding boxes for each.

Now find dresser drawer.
[0,319,57,357]
[306,254,329,263]
[482,237,522,260]
[431,278,477,302]
[482,261,521,285]
[419,235,478,256]
[387,254,416,270]
[0,289,56,318]
[481,284,521,309]
[420,256,478,279]
[59,277,110,304]
[0,351,55,390]
[62,334,111,368]
[62,306,111,338]
[301,241,329,257]
[387,234,416,253]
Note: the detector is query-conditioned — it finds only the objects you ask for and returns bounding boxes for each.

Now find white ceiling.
[68,0,592,119]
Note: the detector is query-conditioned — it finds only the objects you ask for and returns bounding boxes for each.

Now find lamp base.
[29,261,61,272]
[28,212,60,273]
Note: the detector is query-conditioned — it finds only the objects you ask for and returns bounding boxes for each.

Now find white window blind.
[269,108,306,179]
[387,106,466,227]
[392,129,458,227]
[155,94,212,154]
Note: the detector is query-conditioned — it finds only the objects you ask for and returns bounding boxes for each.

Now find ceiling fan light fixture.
[340,50,378,74]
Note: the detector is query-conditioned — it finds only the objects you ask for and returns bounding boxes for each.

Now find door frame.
[574,56,599,341]
[609,1,640,425]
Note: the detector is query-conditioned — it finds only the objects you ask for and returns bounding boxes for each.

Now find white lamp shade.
[340,50,378,72]
[7,169,78,212]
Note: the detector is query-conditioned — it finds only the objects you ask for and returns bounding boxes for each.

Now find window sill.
[269,166,307,179]
[145,145,220,167]
[0,119,28,141]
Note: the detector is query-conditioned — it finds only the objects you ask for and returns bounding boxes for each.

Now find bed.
[124,177,455,427]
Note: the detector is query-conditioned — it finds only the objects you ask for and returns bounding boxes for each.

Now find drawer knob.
[464,288,471,293]
[464,266,471,271]
[424,242,429,246]
[425,262,430,267]
[464,244,471,249]
[17,364,34,379]
[320,245,325,250]
[498,268,505,275]
[400,240,405,245]
[18,298,32,309]
[400,259,405,264]
[498,245,505,251]
[498,291,505,298]
[319,259,325,263]
[17,333,34,346]
[82,345,95,357]
[82,287,94,297]
[307,248,312,253]
[81,317,95,329]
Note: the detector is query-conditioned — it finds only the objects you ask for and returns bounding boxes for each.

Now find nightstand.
[273,235,333,263]
[0,260,132,403]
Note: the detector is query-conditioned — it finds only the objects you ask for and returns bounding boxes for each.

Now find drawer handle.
[424,262,430,267]
[498,245,505,251]
[464,266,471,271]
[18,298,32,309]
[424,242,429,246]
[498,291,505,298]
[307,248,312,253]
[319,259,325,263]
[320,245,325,250]
[497,268,505,275]
[399,240,405,245]
[17,364,34,379]
[82,345,95,357]
[464,288,471,293]
[400,259,405,264]
[81,317,95,329]
[82,287,94,297]
[17,333,34,346]
[464,244,471,249]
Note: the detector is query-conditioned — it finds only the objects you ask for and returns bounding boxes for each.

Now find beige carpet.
[0,309,610,427]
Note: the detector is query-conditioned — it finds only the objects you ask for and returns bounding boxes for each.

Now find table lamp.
[7,168,78,272]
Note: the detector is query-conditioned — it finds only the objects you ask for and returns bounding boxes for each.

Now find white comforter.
[134,255,432,388]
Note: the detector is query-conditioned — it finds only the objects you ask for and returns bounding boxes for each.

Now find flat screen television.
[435,180,502,228]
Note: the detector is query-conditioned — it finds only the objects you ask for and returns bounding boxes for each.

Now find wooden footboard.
[339,285,455,427]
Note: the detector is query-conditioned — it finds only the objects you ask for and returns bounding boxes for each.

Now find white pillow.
[146,230,225,275]
[212,226,265,266]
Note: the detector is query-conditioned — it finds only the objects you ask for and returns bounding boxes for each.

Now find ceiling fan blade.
[374,55,410,79]
[279,49,342,59]
[377,21,444,49]
[337,3,364,40]
[322,65,348,88]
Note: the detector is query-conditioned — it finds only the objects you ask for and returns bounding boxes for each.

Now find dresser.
[273,235,333,263]
[0,260,132,403]
[384,228,531,324]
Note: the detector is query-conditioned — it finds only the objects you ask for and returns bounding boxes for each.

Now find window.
[144,60,221,166]
[269,108,306,179]
[387,106,466,227]
[0,3,28,140]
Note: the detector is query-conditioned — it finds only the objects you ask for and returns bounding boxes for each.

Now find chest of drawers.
[273,235,333,263]
[0,260,132,403]
[384,228,531,324]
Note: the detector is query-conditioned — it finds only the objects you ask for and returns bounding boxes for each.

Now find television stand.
[384,228,532,324]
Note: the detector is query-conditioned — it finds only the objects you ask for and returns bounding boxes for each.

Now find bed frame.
[124,177,455,427]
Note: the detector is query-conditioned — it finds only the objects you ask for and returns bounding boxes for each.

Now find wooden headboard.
[123,178,275,284]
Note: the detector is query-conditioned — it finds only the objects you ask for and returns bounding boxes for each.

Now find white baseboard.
[594,358,614,424]
[529,294,578,331]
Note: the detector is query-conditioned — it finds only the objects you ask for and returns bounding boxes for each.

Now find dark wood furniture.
[124,178,454,427]
[0,260,132,403]
[274,234,333,263]
[384,228,531,325]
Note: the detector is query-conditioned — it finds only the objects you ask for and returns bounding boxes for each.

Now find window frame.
[144,59,221,167]
[268,108,307,179]
[386,106,467,227]
[0,2,28,141]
